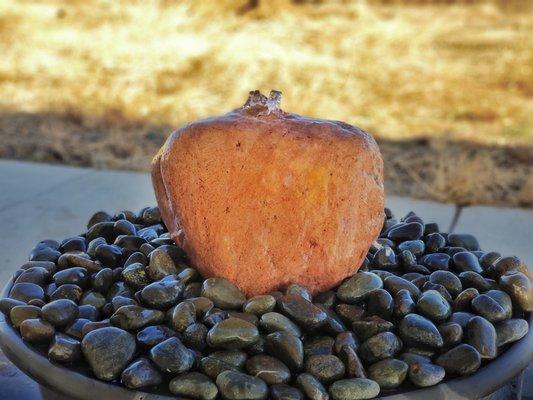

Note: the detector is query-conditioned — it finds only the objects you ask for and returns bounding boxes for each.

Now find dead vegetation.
[0,0,532,206]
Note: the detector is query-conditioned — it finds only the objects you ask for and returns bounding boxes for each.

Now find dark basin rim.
[0,281,531,400]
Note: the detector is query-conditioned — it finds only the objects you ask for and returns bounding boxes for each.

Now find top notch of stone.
[242,90,282,116]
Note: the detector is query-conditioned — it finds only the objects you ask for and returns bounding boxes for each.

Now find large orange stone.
[152,90,384,296]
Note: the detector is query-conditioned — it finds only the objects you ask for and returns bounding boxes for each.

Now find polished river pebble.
[1,206,531,399]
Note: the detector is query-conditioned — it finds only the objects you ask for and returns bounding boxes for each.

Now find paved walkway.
[1,160,531,282]
[0,159,531,398]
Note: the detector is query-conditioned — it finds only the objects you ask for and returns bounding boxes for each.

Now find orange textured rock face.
[151,91,384,296]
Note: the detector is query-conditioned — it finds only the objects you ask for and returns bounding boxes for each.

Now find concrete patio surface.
[0,159,532,398]
[1,160,531,282]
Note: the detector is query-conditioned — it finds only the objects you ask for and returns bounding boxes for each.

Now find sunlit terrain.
[0,0,532,206]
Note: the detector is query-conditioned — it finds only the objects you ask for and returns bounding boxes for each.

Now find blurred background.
[1,0,532,207]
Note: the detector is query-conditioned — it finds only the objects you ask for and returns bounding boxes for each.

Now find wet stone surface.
[495,319,529,347]
[170,300,196,332]
[352,316,394,341]
[367,358,408,389]
[42,299,79,327]
[383,276,420,298]
[328,378,380,400]
[429,270,462,297]
[296,373,329,400]
[207,317,259,350]
[465,316,497,359]
[136,324,176,348]
[169,371,218,400]
[336,272,383,303]
[216,370,268,400]
[243,295,276,316]
[0,206,530,399]
[416,290,451,322]
[471,290,512,323]
[450,311,477,328]
[304,354,346,384]
[246,354,291,384]
[201,278,246,310]
[110,305,165,330]
[270,383,304,400]
[149,337,195,374]
[499,272,532,311]
[360,331,402,363]
[64,318,91,340]
[304,336,335,357]
[182,322,208,351]
[200,350,247,379]
[121,357,163,389]
[408,362,445,388]
[81,326,136,381]
[48,333,82,363]
[454,288,479,312]
[9,283,45,303]
[438,322,463,348]
[260,312,302,337]
[398,313,444,348]
[10,305,41,329]
[140,279,183,310]
[453,251,483,274]
[14,267,50,286]
[334,331,359,354]
[366,289,393,320]
[266,331,304,372]
[436,343,482,376]
[20,318,55,343]
[278,295,328,330]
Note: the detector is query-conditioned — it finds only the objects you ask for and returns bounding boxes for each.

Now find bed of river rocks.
[0,206,531,400]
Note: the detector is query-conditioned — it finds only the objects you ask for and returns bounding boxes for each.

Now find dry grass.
[0,0,532,206]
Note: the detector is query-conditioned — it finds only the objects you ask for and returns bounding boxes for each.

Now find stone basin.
[0,280,532,400]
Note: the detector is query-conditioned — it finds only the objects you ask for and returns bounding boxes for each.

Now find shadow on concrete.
[0,110,531,208]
